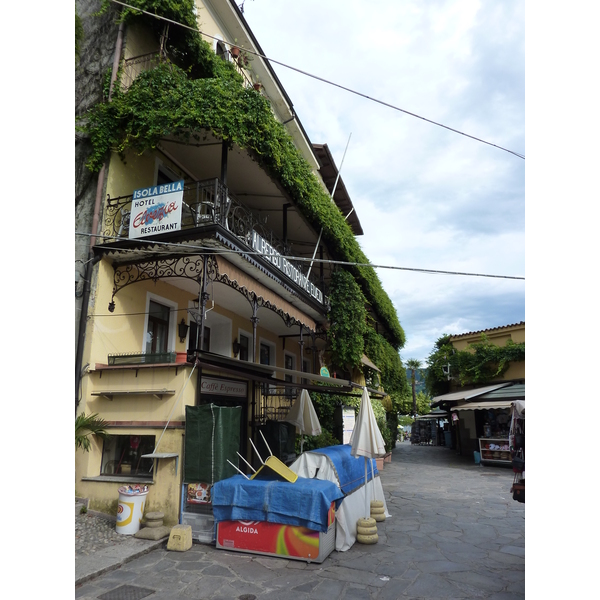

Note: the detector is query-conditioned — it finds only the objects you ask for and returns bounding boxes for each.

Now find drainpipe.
[75,18,125,415]
[251,300,259,363]
[195,256,210,406]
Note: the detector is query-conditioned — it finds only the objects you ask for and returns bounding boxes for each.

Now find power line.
[106,0,524,159]
[76,231,524,280]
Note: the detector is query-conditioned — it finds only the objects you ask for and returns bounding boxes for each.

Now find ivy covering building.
[75,0,407,522]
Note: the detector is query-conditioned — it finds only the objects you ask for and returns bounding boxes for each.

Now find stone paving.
[76,508,129,556]
[75,442,525,599]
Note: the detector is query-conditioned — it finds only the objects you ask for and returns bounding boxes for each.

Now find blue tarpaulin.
[212,475,344,533]
[308,445,379,495]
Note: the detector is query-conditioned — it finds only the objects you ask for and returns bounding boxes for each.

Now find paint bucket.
[473,451,481,465]
[116,485,149,535]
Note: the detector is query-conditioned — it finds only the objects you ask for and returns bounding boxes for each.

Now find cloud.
[244,0,524,368]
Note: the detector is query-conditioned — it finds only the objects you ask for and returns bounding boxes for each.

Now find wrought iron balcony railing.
[121,52,165,91]
[103,179,289,253]
[102,179,326,299]
[108,352,176,366]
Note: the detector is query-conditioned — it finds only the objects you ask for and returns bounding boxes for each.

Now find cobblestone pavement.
[75,442,525,599]
[76,509,130,556]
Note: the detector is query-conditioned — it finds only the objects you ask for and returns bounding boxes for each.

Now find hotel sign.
[251,232,324,304]
[129,181,184,239]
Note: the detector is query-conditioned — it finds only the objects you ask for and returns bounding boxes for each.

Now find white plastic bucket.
[116,485,149,535]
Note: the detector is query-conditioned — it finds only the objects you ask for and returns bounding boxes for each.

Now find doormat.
[98,585,155,600]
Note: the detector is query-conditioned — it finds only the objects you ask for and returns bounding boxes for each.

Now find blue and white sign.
[129,180,184,239]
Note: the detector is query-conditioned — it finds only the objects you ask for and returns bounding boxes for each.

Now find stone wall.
[75,0,121,345]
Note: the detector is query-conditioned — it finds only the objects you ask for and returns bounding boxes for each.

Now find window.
[155,161,179,186]
[284,353,296,398]
[260,342,271,366]
[239,333,250,361]
[259,341,275,396]
[101,435,155,477]
[188,322,210,352]
[146,300,170,354]
[302,359,311,385]
[216,40,227,59]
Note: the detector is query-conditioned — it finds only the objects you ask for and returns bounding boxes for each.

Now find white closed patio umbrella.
[285,389,322,453]
[350,387,386,518]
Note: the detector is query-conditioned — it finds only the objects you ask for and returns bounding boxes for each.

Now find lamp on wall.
[232,338,241,358]
[178,319,190,343]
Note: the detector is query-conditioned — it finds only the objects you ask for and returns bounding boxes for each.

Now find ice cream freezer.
[216,503,336,563]
[212,475,344,563]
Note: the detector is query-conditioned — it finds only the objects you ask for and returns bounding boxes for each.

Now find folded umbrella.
[350,387,386,517]
[285,389,322,452]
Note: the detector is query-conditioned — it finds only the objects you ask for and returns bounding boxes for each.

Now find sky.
[240,0,525,366]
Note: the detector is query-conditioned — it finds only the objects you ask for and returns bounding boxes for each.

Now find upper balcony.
[101,177,328,312]
[103,178,288,253]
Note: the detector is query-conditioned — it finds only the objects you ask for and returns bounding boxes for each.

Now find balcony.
[104,179,286,251]
[121,52,164,91]
[121,50,259,94]
[102,178,327,303]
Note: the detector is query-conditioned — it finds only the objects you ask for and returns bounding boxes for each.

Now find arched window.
[216,40,228,60]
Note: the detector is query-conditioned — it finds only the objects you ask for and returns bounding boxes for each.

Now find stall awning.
[416,410,448,420]
[195,351,385,397]
[431,383,512,407]
[452,400,515,411]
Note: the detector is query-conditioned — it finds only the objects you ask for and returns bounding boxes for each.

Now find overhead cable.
[106,0,524,159]
[76,231,525,280]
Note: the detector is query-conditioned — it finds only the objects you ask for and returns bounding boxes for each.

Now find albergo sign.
[251,231,324,304]
[129,181,184,239]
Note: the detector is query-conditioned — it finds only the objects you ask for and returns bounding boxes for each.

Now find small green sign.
[320,366,330,377]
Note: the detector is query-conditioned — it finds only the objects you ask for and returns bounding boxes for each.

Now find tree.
[406,359,422,417]
[76,413,110,452]
[425,334,525,395]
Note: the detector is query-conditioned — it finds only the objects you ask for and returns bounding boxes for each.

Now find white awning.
[452,400,515,411]
[431,383,512,406]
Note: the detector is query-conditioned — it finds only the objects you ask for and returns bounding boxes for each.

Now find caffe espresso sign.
[129,181,184,239]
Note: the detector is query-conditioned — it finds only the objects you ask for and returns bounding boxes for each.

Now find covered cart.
[290,444,390,551]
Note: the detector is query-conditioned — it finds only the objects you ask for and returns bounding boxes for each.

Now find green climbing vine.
[79,0,405,348]
[425,333,525,396]
[328,269,367,370]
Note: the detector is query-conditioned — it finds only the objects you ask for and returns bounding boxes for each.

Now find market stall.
[509,400,525,503]
[452,401,514,465]
[289,444,390,551]
[212,472,344,563]
[412,411,449,446]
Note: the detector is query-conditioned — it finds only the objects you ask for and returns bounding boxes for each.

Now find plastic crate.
[181,511,215,544]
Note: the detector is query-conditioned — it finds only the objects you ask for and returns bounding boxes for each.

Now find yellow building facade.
[449,321,525,383]
[75,0,379,525]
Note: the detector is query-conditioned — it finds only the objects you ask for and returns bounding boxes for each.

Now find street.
[76,442,524,599]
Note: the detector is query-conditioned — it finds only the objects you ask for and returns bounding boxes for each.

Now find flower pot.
[384,452,392,464]
[230,46,240,58]
[176,352,188,364]
[253,83,262,91]
[375,457,384,470]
